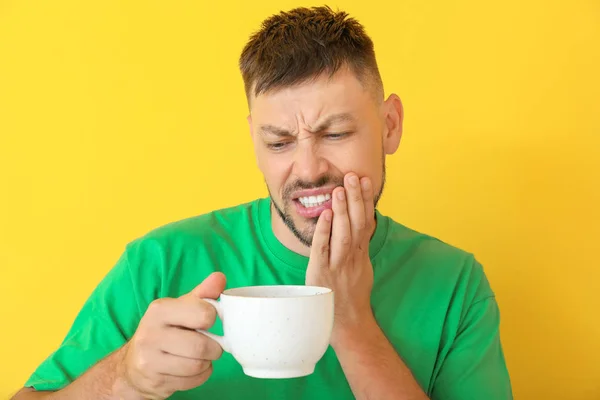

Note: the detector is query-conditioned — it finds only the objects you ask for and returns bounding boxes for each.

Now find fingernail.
[337,190,346,201]
[349,175,359,187]
[324,210,332,222]
[361,178,370,191]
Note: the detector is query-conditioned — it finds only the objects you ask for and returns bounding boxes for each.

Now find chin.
[291,218,318,246]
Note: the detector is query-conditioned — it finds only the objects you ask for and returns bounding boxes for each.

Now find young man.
[13,6,512,400]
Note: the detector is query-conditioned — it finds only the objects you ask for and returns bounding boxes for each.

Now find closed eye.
[324,132,350,140]
[266,132,351,150]
[266,141,291,151]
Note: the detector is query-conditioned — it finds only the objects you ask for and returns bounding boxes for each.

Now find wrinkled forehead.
[249,69,374,128]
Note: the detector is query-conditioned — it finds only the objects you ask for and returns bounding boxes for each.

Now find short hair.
[239,6,384,104]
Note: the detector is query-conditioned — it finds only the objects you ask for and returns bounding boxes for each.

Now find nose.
[291,137,329,183]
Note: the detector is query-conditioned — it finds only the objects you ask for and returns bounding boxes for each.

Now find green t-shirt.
[25,197,512,399]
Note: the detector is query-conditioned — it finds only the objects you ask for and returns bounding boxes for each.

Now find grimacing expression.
[248,68,402,247]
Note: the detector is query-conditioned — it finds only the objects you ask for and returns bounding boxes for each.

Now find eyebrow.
[259,112,355,137]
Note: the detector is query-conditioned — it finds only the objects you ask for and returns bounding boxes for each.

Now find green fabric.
[25,197,512,399]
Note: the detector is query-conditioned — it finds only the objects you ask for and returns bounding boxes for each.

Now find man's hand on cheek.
[306,172,376,345]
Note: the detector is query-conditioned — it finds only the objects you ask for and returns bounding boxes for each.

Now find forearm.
[332,316,429,400]
[12,345,142,400]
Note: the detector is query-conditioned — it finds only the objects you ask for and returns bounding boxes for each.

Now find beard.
[268,163,386,247]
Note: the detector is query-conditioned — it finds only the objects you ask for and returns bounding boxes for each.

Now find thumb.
[189,272,227,300]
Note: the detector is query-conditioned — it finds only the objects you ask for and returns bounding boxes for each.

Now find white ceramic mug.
[197,285,334,379]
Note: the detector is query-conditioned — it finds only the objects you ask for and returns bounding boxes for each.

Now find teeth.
[298,193,331,208]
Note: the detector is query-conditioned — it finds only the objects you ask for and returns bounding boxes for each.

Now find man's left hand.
[305,172,376,345]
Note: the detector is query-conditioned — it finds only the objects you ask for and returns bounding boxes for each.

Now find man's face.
[248,68,401,247]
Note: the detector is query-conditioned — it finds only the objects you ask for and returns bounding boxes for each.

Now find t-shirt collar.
[257,197,389,271]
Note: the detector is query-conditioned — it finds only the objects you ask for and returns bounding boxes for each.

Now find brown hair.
[239,6,383,103]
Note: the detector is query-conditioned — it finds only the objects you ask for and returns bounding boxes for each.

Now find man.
[13,6,512,400]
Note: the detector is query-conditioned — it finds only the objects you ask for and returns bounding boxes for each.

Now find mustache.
[283,175,345,199]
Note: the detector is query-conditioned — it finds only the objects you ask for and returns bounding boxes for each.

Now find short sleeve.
[24,251,144,391]
[431,296,513,400]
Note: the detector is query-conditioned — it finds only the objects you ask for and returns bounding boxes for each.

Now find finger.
[146,296,217,330]
[309,209,333,267]
[156,351,212,377]
[344,173,367,250]
[161,327,223,361]
[360,176,375,240]
[166,365,213,393]
[189,272,227,299]
[330,186,351,267]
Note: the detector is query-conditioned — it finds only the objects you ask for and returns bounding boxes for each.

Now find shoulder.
[385,216,473,264]
[126,198,261,253]
[142,198,259,241]
[101,198,265,300]
[383,215,477,268]
[118,199,262,296]
[379,213,493,301]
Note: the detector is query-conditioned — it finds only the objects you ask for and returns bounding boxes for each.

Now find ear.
[382,94,403,155]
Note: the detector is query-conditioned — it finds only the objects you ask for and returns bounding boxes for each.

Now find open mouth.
[292,192,334,218]
[297,193,332,208]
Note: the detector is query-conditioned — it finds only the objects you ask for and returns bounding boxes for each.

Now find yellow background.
[1,0,598,398]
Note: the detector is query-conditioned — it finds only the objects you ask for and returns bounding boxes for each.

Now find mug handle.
[196,298,231,353]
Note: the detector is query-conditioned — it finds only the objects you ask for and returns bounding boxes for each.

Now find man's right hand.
[119,272,227,400]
